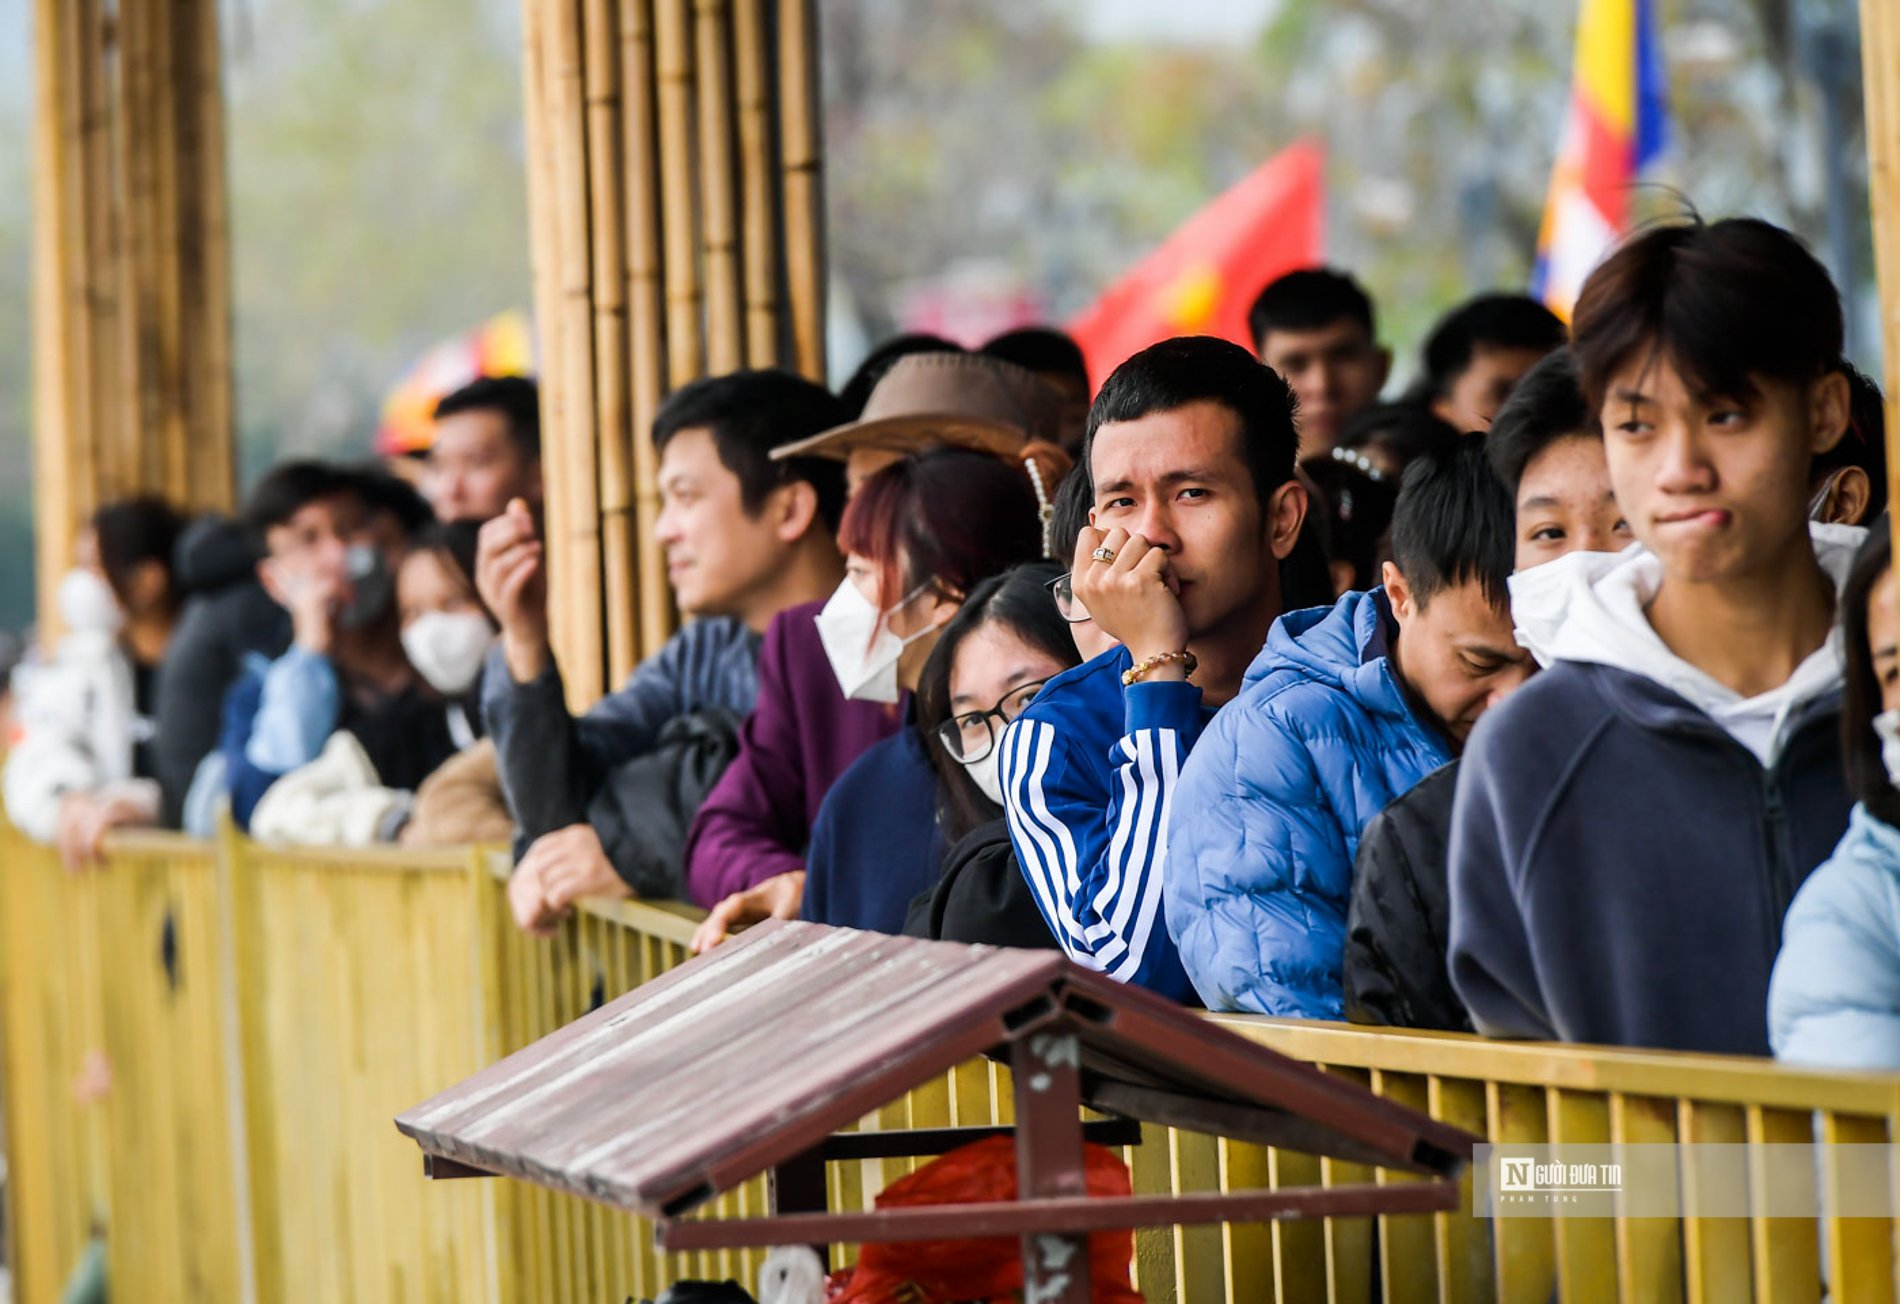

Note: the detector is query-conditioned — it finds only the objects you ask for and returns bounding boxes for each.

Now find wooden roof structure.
[399,921,1475,1302]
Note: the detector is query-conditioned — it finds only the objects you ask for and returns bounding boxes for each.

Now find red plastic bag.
[828,1135,1143,1303]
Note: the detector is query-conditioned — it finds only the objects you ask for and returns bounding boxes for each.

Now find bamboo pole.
[655,0,704,386]
[776,0,824,381]
[148,0,190,503]
[114,0,162,496]
[91,0,129,500]
[1862,0,1900,563]
[71,0,108,513]
[184,0,235,511]
[583,0,640,686]
[547,0,608,707]
[31,0,236,640]
[620,0,676,653]
[519,0,574,705]
[32,0,77,639]
[733,0,780,368]
[693,0,744,374]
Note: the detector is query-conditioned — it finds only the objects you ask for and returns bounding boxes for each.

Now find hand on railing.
[55,786,158,872]
[517,825,631,925]
[690,870,805,955]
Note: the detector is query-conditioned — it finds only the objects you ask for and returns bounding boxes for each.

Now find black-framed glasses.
[1046,572,1091,624]
[934,679,1049,763]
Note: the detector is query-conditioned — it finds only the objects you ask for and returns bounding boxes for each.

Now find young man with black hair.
[1343,351,1626,1031]
[1246,267,1391,461]
[1450,218,1862,1055]
[1168,438,1532,1016]
[1000,336,1308,1000]
[426,375,545,523]
[220,461,450,831]
[1419,292,1566,433]
[480,370,850,930]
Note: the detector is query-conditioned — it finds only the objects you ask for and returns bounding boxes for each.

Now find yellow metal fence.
[4,822,1900,1302]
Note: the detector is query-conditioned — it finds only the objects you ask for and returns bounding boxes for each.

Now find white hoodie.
[1507,522,1866,768]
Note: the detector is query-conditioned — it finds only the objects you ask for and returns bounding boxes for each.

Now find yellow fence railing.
[5,819,1900,1302]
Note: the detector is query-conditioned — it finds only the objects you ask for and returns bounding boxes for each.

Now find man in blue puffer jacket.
[1167,439,1531,1016]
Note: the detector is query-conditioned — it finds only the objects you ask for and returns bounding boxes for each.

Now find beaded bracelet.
[1122,649,1198,687]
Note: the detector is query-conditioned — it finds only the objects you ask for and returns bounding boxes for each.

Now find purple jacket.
[683,600,902,905]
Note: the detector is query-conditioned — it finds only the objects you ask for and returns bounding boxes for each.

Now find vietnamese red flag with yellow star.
[1068,140,1324,388]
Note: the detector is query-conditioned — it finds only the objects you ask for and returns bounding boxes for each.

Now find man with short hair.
[1168,438,1532,1016]
[1418,292,1565,433]
[426,375,544,523]
[220,462,449,830]
[1449,218,1861,1055]
[1000,337,1308,1000]
[481,370,850,930]
[1247,267,1391,461]
[1343,350,1626,1032]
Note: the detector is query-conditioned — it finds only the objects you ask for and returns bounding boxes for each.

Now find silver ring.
[1091,546,1117,564]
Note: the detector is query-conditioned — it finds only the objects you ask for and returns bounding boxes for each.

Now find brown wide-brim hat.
[770,351,1061,462]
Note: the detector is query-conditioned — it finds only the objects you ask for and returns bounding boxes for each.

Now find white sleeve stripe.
[1001,722,1090,949]
[1000,710,1187,985]
[1100,729,1170,983]
[1116,734,1179,980]
[1002,719,1119,968]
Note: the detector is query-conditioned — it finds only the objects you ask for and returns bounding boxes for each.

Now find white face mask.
[814,578,939,705]
[58,568,123,635]
[1874,709,1900,788]
[962,749,1005,807]
[401,610,496,696]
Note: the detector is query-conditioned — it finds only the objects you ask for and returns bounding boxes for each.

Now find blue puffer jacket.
[1166,589,1453,1017]
[1769,805,1900,1069]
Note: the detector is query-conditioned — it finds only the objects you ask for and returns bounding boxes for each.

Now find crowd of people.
[13,214,1900,1068]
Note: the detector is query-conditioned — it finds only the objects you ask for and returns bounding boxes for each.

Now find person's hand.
[55,792,97,873]
[79,791,155,863]
[520,824,632,912]
[477,499,550,683]
[1071,525,1190,673]
[690,871,805,955]
[260,553,348,655]
[507,858,565,937]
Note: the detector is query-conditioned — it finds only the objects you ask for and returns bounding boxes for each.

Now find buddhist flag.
[1068,140,1324,387]
[1532,0,1670,320]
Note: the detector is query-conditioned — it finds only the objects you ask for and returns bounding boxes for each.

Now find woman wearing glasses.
[899,562,1085,946]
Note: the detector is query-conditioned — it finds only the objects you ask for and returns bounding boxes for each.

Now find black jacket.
[516,709,744,899]
[153,518,289,827]
[1343,762,1472,1032]
[903,819,1060,951]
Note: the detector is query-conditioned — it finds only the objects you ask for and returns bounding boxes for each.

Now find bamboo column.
[734,0,782,366]
[621,0,674,654]
[1862,0,1900,554]
[519,0,827,704]
[777,0,826,383]
[31,0,235,639]
[694,0,745,374]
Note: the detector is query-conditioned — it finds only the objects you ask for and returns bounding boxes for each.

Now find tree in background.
[821,0,1874,378]
[224,0,532,482]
